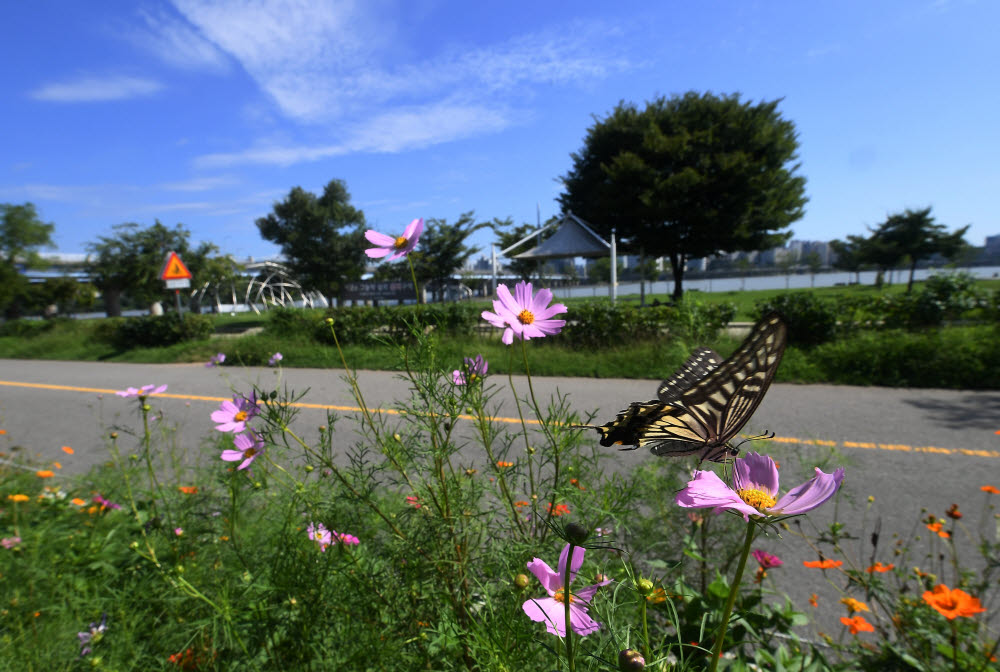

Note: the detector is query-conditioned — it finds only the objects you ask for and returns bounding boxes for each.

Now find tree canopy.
[256,180,366,302]
[869,207,969,292]
[489,217,556,282]
[86,221,216,316]
[1,202,56,318]
[559,91,806,300]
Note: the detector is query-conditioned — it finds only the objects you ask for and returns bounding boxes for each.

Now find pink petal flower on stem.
[334,530,360,546]
[206,353,226,368]
[308,522,332,552]
[522,543,612,637]
[220,431,264,470]
[452,354,488,385]
[365,218,423,260]
[116,384,168,398]
[211,393,259,433]
[268,352,283,366]
[752,549,783,569]
[482,281,567,345]
[675,452,845,521]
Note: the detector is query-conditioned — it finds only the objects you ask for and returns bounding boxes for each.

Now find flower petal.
[365,230,395,246]
[496,284,521,316]
[502,327,514,345]
[568,604,603,636]
[770,467,845,516]
[481,310,506,329]
[675,470,760,520]
[526,557,560,594]
[573,577,613,604]
[402,217,423,240]
[365,247,391,259]
[734,452,779,496]
[556,543,585,586]
[522,597,566,636]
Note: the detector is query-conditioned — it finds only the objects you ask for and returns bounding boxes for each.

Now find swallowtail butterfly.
[580,312,786,462]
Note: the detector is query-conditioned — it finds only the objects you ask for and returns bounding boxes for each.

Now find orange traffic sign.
[160,251,193,280]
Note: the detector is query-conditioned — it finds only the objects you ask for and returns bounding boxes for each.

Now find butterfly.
[578,312,787,462]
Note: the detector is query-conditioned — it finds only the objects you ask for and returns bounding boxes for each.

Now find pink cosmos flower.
[268,352,283,366]
[406,495,422,509]
[1,536,21,549]
[335,531,360,546]
[675,452,845,521]
[206,353,225,368]
[221,431,264,470]
[365,218,424,260]
[522,543,613,637]
[482,281,567,345]
[753,549,783,569]
[116,384,168,398]
[308,522,333,551]
[93,495,121,510]
[174,527,183,536]
[211,393,259,433]
[452,354,488,385]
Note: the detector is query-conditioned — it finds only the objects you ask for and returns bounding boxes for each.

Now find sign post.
[160,251,193,319]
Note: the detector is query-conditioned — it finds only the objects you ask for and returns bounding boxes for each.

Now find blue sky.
[2,0,997,262]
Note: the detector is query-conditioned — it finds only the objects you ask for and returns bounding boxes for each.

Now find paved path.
[2,358,998,636]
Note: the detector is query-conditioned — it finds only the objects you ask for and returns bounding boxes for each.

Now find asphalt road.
[2,358,999,637]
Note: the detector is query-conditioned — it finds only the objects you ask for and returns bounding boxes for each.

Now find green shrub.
[754,292,838,346]
[0,317,71,338]
[102,313,214,349]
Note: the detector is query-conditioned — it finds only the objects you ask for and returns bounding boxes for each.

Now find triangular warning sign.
[160,251,193,280]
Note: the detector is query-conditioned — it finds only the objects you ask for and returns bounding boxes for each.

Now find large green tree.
[87,221,216,316]
[256,180,366,303]
[0,202,56,318]
[869,207,969,293]
[560,92,807,300]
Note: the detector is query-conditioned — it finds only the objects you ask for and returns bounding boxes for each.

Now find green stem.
[951,620,958,672]
[522,339,558,542]
[564,542,576,672]
[407,255,420,304]
[640,593,651,664]
[709,521,756,672]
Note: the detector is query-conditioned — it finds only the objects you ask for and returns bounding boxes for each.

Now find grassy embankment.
[1,279,997,387]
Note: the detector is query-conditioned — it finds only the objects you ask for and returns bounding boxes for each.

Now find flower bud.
[564,522,589,545]
[109,432,118,439]
[514,573,530,590]
[618,648,645,671]
[325,317,334,325]
[305,465,314,473]
[636,578,654,596]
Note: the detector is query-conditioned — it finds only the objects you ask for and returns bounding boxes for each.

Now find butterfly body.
[581,312,786,462]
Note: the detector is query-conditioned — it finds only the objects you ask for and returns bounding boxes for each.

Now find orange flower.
[7,494,29,503]
[925,522,950,538]
[922,584,986,620]
[514,500,529,508]
[866,562,895,573]
[546,502,570,516]
[496,460,513,468]
[178,486,198,494]
[803,559,843,569]
[569,478,586,490]
[840,597,870,614]
[0,429,6,435]
[71,498,86,506]
[61,445,74,454]
[35,470,54,478]
[840,615,875,635]
[809,593,818,607]
[981,485,1000,494]
[52,462,62,470]
[646,586,668,604]
[945,504,962,520]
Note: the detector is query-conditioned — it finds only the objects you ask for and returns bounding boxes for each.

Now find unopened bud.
[564,522,589,545]
[514,573,530,590]
[636,578,654,596]
[618,648,645,671]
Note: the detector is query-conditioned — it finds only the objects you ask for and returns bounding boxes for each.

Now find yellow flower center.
[234,411,248,422]
[553,588,576,604]
[244,447,257,458]
[394,235,408,249]
[736,487,776,511]
[517,309,535,325]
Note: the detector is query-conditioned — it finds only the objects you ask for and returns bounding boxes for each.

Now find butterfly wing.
[580,312,786,463]
[656,347,724,403]
[675,312,787,448]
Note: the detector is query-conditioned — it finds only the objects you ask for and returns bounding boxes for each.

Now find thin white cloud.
[195,100,511,168]
[129,8,230,72]
[30,76,163,102]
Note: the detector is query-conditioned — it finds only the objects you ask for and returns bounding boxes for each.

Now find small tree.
[490,218,555,282]
[0,202,55,318]
[87,221,216,316]
[256,180,367,303]
[830,237,867,285]
[870,207,969,293]
[803,251,823,288]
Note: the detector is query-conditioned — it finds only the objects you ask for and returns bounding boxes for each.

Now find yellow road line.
[0,379,535,426]
[1,379,995,458]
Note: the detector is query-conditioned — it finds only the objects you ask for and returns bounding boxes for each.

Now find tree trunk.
[639,251,646,307]
[670,253,684,302]
[103,288,122,317]
[906,260,917,293]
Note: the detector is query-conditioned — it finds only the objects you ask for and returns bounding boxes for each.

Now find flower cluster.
[452,354,488,385]
[307,522,360,551]
[212,392,264,470]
